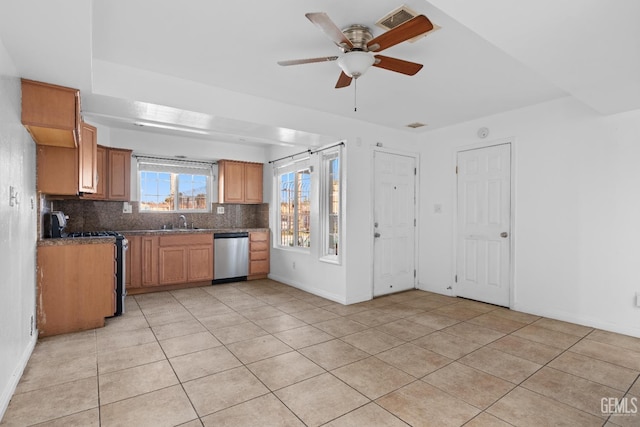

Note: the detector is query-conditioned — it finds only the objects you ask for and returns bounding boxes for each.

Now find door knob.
[374,232,381,238]
[500,232,509,238]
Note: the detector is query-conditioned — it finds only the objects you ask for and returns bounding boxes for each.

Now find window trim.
[274,158,312,252]
[319,147,342,264]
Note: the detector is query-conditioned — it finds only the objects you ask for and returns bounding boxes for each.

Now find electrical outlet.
[217,206,225,214]
[122,202,132,214]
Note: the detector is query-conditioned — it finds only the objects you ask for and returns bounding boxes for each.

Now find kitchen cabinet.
[249,230,270,279]
[158,234,213,285]
[108,147,132,200]
[37,242,115,337]
[126,232,213,293]
[83,146,132,201]
[218,160,263,204]
[21,79,81,148]
[36,121,98,196]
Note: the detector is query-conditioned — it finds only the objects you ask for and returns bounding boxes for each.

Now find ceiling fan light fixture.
[337,51,375,79]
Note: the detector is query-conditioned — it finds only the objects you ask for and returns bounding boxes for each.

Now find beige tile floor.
[2,279,639,426]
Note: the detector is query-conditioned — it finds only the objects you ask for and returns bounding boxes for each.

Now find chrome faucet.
[178,214,187,229]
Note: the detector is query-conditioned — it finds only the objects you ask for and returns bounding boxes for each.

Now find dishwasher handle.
[214,232,249,239]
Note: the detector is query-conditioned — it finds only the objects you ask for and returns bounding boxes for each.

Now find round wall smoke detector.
[477,127,489,138]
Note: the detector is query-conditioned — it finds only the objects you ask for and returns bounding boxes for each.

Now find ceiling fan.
[278,12,434,88]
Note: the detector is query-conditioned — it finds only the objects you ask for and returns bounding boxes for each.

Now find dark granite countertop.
[38,228,270,246]
[37,237,117,247]
[118,228,269,236]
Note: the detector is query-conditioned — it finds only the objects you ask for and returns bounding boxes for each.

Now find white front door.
[373,151,416,297]
[456,143,511,306]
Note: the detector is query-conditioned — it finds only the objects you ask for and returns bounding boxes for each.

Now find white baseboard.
[268,274,346,304]
[513,303,640,339]
[0,334,37,421]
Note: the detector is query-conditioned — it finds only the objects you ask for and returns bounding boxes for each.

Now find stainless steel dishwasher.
[213,232,249,283]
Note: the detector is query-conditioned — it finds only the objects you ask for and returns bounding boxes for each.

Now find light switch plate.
[217,206,225,214]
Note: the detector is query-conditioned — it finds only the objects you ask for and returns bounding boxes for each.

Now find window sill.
[319,255,341,265]
[275,246,311,255]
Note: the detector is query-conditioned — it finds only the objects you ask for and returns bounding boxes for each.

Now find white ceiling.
[1,0,638,146]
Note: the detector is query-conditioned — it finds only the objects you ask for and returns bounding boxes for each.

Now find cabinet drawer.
[250,231,268,242]
[250,250,268,261]
[159,233,212,247]
[250,260,269,275]
[249,241,268,252]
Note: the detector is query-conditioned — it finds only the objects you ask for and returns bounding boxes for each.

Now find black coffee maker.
[44,211,68,238]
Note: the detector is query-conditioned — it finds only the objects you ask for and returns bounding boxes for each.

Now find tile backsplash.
[49,199,269,233]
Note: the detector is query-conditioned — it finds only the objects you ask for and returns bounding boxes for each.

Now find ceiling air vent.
[376,5,440,42]
[406,122,427,129]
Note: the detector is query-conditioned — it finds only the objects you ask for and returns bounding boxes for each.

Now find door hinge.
[414,167,417,175]
[455,165,458,174]
[414,218,416,226]
[455,275,458,283]
[414,269,416,278]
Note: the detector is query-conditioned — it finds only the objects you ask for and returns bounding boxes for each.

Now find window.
[277,160,311,249]
[321,148,341,260]
[137,157,212,212]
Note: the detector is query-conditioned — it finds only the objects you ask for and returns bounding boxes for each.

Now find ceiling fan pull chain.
[354,79,358,112]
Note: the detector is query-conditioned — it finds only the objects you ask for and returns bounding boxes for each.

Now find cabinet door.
[82,145,107,200]
[21,79,80,148]
[220,160,245,203]
[188,245,214,281]
[37,243,115,337]
[159,246,188,285]
[78,123,97,193]
[244,162,263,203]
[126,235,142,289]
[36,145,78,196]
[108,148,132,201]
[141,236,159,286]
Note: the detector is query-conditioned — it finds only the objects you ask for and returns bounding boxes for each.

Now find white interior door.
[456,143,511,306]
[373,151,416,297]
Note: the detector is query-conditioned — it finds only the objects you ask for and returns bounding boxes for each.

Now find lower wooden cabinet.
[37,243,115,337]
[126,233,213,293]
[249,231,270,279]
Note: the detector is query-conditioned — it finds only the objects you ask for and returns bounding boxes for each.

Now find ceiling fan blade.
[277,56,338,66]
[335,71,352,88]
[305,12,354,50]
[367,15,434,52]
[373,55,423,75]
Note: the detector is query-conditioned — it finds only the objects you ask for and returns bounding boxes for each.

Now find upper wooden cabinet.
[218,160,263,204]
[83,146,132,201]
[21,79,81,148]
[108,148,132,200]
[36,121,97,195]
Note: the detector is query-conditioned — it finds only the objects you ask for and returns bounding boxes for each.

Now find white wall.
[418,96,640,337]
[0,38,37,419]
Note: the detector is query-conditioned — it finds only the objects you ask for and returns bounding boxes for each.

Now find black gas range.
[65,231,128,316]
